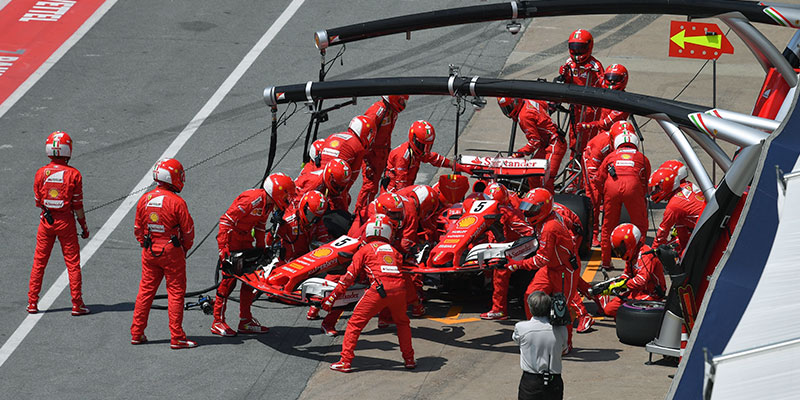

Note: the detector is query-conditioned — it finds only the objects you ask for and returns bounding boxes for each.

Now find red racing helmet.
[263,172,296,210]
[609,120,635,138]
[374,192,405,224]
[483,182,509,205]
[364,214,395,243]
[520,188,553,225]
[649,164,688,203]
[382,95,409,113]
[611,223,642,261]
[153,158,186,193]
[45,131,73,159]
[322,158,351,195]
[408,120,435,155]
[603,64,628,91]
[298,190,327,226]
[568,29,594,63]
[659,159,688,175]
[497,97,523,119]
[348,115,376,148]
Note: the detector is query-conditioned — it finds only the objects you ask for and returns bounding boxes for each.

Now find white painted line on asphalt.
[0,0,119,119]
[0,0,307,369]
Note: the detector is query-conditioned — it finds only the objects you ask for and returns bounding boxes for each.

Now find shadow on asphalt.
[348,355,447,373]
[46,302,135,315]
[563,347,622,362]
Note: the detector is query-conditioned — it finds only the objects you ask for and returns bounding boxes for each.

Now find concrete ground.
[299,11,796,400]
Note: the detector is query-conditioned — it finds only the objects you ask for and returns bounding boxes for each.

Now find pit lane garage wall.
[668,78,800,399]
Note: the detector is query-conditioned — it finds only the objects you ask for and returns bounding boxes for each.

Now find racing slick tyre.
[615,300,665,346]
[553,193,592,258]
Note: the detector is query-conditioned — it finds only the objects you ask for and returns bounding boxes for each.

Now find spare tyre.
[615,300,665,346]
[553,193,592,258]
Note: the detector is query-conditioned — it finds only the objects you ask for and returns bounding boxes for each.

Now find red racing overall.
[30,159,87,308]
[581,130,613,243]
[488,205,535,316]
[132,188,195,343]
[516,100,566,191]
[597,147,651,267]
[333,241,414,365]
[601,244,666,317]
[385,142,452,192]
[652,182,706,253]
[355,101,399,213]
[518,212,578,321]
[215,189,271,327]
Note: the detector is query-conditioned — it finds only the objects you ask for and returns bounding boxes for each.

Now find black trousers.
[518,371,563,400]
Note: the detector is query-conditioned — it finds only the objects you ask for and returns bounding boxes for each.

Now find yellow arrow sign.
[670,29,722,50]
[428,305,481,325]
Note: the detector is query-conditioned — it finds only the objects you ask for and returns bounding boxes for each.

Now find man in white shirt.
[513,291,568,400]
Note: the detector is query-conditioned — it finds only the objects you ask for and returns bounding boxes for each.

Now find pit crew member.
[29,131,90,315]
[131,158,196,349]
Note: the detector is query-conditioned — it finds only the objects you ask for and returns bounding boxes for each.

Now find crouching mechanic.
[480,183,535,321]
[513,188,579,353]
[29,131,90,315]
[649,160,706,253]
[131,158,196,349]
[600,223,667,317]
[212,173,295,337]
[323,214,415,372]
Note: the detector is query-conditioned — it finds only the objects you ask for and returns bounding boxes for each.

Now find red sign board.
[668,21,734,60]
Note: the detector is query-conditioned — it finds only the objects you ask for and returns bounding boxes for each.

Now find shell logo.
[621,154,632,160]
[149,212,159,222]
[696,193,706,202]
[48,189,59,198]
[383,255,394,264]
[330,140,340,148]
[312,248,333,258]
[457,215,478,228]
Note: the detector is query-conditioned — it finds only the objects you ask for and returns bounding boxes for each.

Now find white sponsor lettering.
[43,199,64,208]
[19,1,76,22]
[618,148,636,153]
[333,133,351,140]
[377,244,392,252]
[321,148,340,157]
[0,56,20,77]
[615,160,635,167]
[45,170,65,183]
[380,265,400,274]
[146,195,165,208]
[147,224,165,233]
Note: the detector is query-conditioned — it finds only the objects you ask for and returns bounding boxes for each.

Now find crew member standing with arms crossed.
[131,158,196,349]
[29,131,91,315]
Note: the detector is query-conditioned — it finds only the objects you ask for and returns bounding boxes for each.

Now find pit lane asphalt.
[0,2,796,400]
